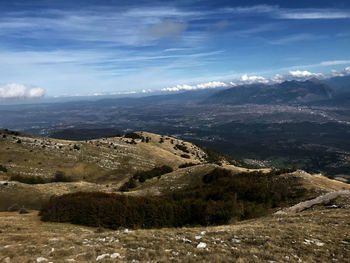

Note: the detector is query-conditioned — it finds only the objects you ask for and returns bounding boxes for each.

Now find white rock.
[182,238,192,243]
[96,254,110,261]
[196,242,207,249]
[195,236,202,240]
[111,253,121,259]
[4,257,11,263]
[36,258,48,263]
[200,231,206,235]
[66,260,75,262]
[232,238,241,243]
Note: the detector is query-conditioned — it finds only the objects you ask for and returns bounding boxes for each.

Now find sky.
[0,0,350,98]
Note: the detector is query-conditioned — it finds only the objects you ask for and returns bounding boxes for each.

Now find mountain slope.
[204,80,335,105]
[0,129,206,183]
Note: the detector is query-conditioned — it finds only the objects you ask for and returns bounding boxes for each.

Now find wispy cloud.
[269,34,327,45]
[224,5,350,20]
[277,10,350,20]
[320,60,350,66]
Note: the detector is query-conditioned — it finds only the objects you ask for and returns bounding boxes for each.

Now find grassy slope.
[0,130,207,211]
[0,196,349,262]
[0,130,206,182]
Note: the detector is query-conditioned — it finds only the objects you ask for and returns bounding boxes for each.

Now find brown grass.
[0,199,349,263]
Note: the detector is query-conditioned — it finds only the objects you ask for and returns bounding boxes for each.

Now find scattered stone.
[232,238,241,243]
[200,231,206,235]
[96,254,110,261]
[196,242,207,249]
[66,259,75,262]
[182,238,192,243]
[36,257,48,263]
[303,239,324,246]
[4,257,10,263]
[111,253,121,259]
[195,236,202,240]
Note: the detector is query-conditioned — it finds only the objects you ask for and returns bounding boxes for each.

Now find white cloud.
[225,5,350,20]
[240,74,269,84]
[278,10,350,19]
[331,67,350,77]
[0,83,45,99]
[162,81,227,92]
[288,70,324,79]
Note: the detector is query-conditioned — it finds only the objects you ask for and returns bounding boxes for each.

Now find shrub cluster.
[10,171,74,184]
[119,166,173,191]
[124,132,143,140]
[178,163,196,168]
[180,154,190,159]
[175,144,189,153]
[40,168,307,229]
[0,164,7,173]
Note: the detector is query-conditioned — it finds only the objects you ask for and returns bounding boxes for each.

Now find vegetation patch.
[0,164,7,173]
[40,168,305,229]
[10,171,74,184]
[124,132,143,140]
[175,144,189,153]
[119,165,173,191]
[178,163,197,168]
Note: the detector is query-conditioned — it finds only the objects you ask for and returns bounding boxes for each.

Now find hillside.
[1,129,350,262]
[0,129,208,211]
[1,194,349,262]
[204,80,335,105]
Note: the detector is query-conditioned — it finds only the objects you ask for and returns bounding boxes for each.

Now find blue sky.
[0,0,350,98]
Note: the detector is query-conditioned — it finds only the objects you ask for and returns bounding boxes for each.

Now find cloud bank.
[162,81,227,92]
[0,83,45,99]
[162,67,350,93]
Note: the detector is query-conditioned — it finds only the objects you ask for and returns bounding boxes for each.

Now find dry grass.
[0,130,206,185]
[0,199,349,263]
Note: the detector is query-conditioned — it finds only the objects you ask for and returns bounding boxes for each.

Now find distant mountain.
[204,80,335,105]
[325,75,350,93]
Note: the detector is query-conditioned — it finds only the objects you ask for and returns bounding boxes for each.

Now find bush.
[10,174,46,184]
[73,144,80,150]
[181,154,190,159]
[52,171,74,182]
[0,164,7,173]
[40,168,307,229]
[8,203,20,212]
[9,171,74,184]
[19,207,29,214]
[175,144,189,153]
[119,178,137,192]
[132,166,173,183]
[179,163,196,168]
[124,132,143,140]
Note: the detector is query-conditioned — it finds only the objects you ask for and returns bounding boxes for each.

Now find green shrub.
[179,163,196,168]
[0,164,7,173]
[119,178,137,192]
[10,174,46,184]
[175,144,189,153]
[181,154,190,159]
[124,132,142,140]
[8,203,20,212]
[132,166,173,183]
[51,171,74,182]
[40,168,307,229]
